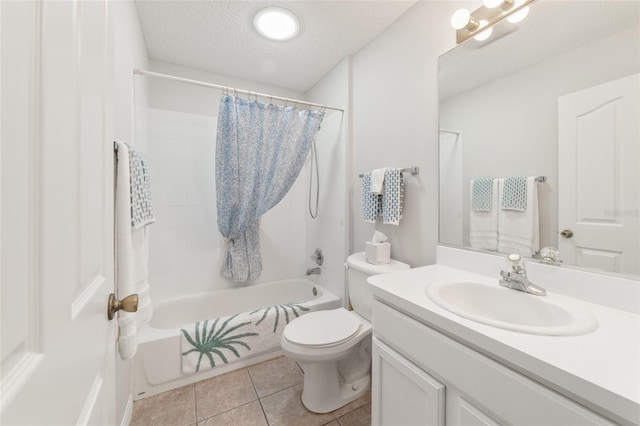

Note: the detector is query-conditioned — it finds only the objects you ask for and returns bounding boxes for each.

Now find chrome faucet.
[306,267,321,275]
[499,254,546,296]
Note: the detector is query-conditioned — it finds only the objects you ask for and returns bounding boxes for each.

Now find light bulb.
[451,9,472,30]
[254,7,299,41]
[483,0,503,8]
[473,20,493,41]
[507,6,529,23]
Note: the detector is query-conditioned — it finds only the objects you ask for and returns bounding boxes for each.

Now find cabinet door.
[372,337,445,426]
[447,388,503,426]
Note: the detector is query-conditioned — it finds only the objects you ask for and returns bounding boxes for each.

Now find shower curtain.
[216,95,324,283]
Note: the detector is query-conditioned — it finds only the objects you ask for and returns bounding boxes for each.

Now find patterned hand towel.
[498,176,539,256]
[180,302,310,374]
[501,176,527,211]
[363,172,383,223]
[126,143,155,229]
[469,179,499,251]
[382,168,404,225]
[471,178,494,211]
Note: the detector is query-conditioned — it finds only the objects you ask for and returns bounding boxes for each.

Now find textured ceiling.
[135,0,417,92]
[439,0,640,100]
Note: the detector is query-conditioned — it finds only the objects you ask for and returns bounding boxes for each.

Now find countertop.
[369,264,640,425]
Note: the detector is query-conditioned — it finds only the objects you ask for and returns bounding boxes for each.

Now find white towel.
[498,176,539,257]
[115,141,153,360]
[469,179,498,250]
[370,168,388,195]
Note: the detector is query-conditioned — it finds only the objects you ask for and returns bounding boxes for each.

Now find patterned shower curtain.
[215,95,324,283]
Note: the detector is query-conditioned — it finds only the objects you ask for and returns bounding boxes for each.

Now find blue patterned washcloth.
[126,143,155,229]
[382,168,404,225]
[471,178,494,211]
[502,176,527,211]
[363,172,383,223]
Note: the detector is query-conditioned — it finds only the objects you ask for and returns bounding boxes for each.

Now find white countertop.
[369,264,640,425]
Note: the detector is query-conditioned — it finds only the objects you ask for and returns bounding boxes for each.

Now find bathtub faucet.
[306,267,321,275]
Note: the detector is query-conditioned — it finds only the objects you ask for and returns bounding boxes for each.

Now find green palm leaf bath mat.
[180,302,310,374]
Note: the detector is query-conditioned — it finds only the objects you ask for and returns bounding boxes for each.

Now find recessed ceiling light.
[254,7,300,41]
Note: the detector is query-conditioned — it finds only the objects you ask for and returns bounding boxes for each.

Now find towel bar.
[358,167,419,178]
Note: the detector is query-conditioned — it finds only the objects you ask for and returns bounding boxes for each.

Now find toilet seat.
[283,308,361,348]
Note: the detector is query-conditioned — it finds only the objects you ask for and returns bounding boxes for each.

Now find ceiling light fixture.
[254,7,300,41]
[450,0,534,44]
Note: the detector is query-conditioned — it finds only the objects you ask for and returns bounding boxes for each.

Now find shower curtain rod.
[133,68,345,113]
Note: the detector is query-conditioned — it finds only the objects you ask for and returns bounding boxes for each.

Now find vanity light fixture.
[451,0,535,44]
[473,20,493,41]
[254,7,300,41]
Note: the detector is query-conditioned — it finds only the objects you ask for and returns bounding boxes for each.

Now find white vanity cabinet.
[372,300,615,426]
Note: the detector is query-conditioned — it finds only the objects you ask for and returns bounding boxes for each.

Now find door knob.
[107,293,138,320]
[560,229,574,239]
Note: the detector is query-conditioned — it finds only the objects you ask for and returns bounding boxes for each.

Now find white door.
[558,74,639,275]
[1,1,116,424]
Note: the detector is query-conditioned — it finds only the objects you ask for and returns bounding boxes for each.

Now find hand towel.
[471,177,493,211]
[363,172,383,223]
[382,168,404,225]
[502,176,527,211]
[469,179,498,250]
[370,168,388,195]
[115,141,154,360]
[498,176,539,257]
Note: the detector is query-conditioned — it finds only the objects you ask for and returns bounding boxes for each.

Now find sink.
[426,281,598,336]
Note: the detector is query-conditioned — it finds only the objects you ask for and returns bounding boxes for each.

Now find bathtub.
[133,277,341,399]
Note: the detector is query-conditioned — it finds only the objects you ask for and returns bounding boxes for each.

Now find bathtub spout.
[306,267,321,275]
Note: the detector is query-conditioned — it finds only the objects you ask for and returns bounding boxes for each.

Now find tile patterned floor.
[130,356,371,426]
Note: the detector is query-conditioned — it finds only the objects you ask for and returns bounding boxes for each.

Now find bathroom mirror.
[438,1,639,277]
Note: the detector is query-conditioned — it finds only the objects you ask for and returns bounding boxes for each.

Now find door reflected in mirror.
[438,1,639,277]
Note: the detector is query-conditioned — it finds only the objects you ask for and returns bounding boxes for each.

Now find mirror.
[439,1,639,277]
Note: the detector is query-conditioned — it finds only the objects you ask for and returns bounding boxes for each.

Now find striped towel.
[363,172,383,223]
[382,168,404,225]
[126,143,155,229]
[501,176,527,211]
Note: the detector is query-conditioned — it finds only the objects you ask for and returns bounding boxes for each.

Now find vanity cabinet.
[372,300,615,426]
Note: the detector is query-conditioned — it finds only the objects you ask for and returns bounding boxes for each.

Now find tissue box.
[365,242,390,265]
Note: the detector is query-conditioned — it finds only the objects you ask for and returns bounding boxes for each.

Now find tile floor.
[130,356,371,426]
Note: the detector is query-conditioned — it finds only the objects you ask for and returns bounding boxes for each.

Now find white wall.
[136,61,313,302]
[440,24,640,250]
[305,58,351,304]
[350,1,461,268]
[108,0,149,423]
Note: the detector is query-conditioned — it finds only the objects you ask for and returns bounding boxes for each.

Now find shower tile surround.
[130,356,371,426]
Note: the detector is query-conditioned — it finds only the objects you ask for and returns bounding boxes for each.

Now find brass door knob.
[560,229,574,239]
[107,293,138,320]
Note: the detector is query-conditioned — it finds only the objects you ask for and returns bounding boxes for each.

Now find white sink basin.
[426,281,598,336]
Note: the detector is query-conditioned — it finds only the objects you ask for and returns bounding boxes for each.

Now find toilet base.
[300,360,370,414]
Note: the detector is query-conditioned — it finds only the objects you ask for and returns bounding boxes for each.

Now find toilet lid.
[284,308,361,347]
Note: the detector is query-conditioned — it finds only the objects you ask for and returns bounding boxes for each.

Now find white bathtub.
[133,277,341,399]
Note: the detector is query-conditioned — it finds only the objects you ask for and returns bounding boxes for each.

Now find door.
[372,337,445,426]
[558,74,639,274]
[1,1,116,424]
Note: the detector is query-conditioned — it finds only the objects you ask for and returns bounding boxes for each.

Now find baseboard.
[120,394,133,426]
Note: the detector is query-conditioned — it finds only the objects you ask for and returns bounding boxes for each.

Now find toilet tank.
[346,252,410,322]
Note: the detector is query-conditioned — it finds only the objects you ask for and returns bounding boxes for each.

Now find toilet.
[281,252,410,413]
